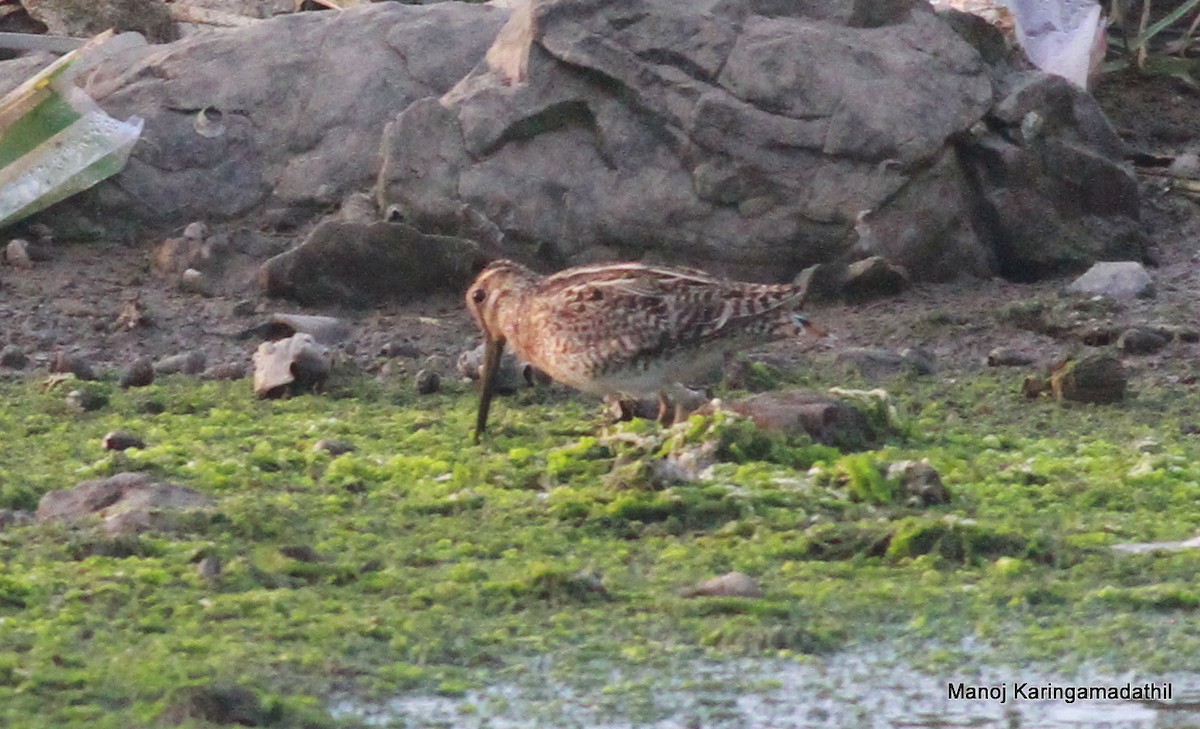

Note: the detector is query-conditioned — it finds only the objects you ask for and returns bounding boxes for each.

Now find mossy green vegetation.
[2,364,1200,726]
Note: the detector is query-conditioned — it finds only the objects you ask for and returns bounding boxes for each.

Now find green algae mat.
[1,368,1199,727]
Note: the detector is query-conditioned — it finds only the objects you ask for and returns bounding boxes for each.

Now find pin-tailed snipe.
[466,260,828,441]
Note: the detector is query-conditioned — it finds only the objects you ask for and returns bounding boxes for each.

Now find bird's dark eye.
[472,288,487,303]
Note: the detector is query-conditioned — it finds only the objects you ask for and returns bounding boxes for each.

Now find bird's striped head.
[467,260,541,443]
[465,259,539,342]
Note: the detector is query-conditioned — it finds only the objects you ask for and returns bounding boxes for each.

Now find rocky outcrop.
[4,0,1145,285]
[377,0,1143,281]
[50,2,509,232]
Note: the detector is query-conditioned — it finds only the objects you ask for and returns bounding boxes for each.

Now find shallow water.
[330,643,1200,729]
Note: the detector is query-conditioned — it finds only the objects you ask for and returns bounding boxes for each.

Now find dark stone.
[722,389,882,449]
[102,430,146,451]
[887,460,951,506]
[119,357,155,389]
[66,387,109,413]
[51,353,97,381]
[313,438,356,456]
[986,347,1035,367]
[259,220,482,307]
[280,545,323,563]
[0,345,27,369]
[1050,354,1126,404]
[154,351,208,376]
[161,683,268,727]
[841,256,908,302]
[415,369,441,395]
[1118,327,1168,355]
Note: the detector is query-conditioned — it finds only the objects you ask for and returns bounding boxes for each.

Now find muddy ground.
[1,69,1199,403]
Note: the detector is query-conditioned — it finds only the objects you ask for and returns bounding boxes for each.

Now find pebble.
[66,388,108,412]
[0,345,28,369]
[103,430,146,451]
[415,368,441,395]
[51,353,98,381]
[986,347,1035,367]
[180,268,212,296]
[1118,327,1168,355]
[5,239,33,269]
[313,438,356,456]
[380,341,422,358]
[202,362,248,381]
[119,357,155,388]
[183,221,209,240]
[680,571,763,599]
[155,351,208,375]
[887,460,951,506]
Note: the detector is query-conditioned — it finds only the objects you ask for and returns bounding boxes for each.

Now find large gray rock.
[37,472,213,535]
[42,2,509,232]
[1066,261,1154,300]
[378,0,1142,281]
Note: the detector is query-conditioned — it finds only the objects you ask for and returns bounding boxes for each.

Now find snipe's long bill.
[466,259,828,442]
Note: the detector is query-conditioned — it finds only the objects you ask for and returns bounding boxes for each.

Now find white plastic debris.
[0,31,144,231]
[1002,0,1106,88]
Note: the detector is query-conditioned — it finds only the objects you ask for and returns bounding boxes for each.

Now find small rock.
[380,341,423,358]
[0,509,34,531]
[886,460,951,506]
[231,299,258,317]
[115,298,153,329]
[151,236,204,276]
[119,357,155,388]
[280,545,323,562]
[720,389,879,449]
[840,347,912,381]
[899,347,936,376]
[1050,354,1127,404]
[987,347,1035,367]
[162,684,265,727]
[154,351,207,376]
[1168,152,1200,179]
[0,345,28,369]
[792,263,845,304]
[103,430,146,451]
[415,368,441,395]
[841,256,908,303]
[1065,262,1154,300]
[313,438,356,456]
[1118,327,1168,355]
[37,472,213,536]
[202,362,248,381]
[183,221,209,240]
[457,343,525,395]
[66,388,108,412]
[253,333,331,398]
[5,239,33,269]
[197,554,222,582]
[180,268,213,296]
[680,571,763,599]
[51,353,97,381]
